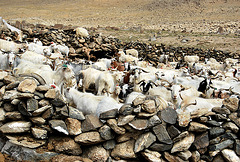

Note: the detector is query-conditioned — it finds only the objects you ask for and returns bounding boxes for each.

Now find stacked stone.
[0,71,240,161]
[1,21,239,64]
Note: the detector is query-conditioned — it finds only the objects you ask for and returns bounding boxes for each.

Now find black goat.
[198,78,213,94]
[138,80,157,94]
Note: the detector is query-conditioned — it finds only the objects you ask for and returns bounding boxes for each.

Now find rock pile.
[1,21,239,66]
[0,71,240,161]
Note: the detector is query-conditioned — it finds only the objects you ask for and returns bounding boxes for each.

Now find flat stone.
[223,98,238,112]
[107,119,126,134]
[11,99,21,105]
[149,143,173,152]
[148,115,161,128]
[111,140,136,159]
[221,149,240,162]
[229,112,240,127]
[212,107,231,115]
[99,125,115,140]
[209,139,234,152]
[129,119,148,130]
[5,111,23,120]
[27,98,38,112]
[3,75,17,85]
[42,107,54,119]
[134,132,156,153]
[188,122,209,132]
[81,114,103,132]
[30,117,46,125]
[31,127,48,139]
[49,136,82,155]
[190,108,209,118]
[5,81,20,90]
[0,108,6,121]
[45,89,56,99]
[209,127,225,138]
[117,131,142,143]
[99,108,118,119]
[75,131,103,145]
[49,120,69,135]
[0,121,31,133]
[164,152,185,162]
[161,108,177,124]
[190,150,200,162]
[141,149,162,162]
[3,102,15,111]
[83,145,108,162]
[142,100,156,113]
[171,133,195,153]
[211,114,228,122]
[32,105,51,116]
[119,104,133,115]
[17,92,34,99]
[34,91,44,99]
[192,132,209,150]
[38,99,50,107]
[167,125,181,139]
[206,120,221,127]
[235,139,240,156]
[3,90,18,101]
[177,150,192,161]
[65,118,82,136]
[68,106,85,120]
[103,139,116,150]
[55,106,68,118]
[153,124,172,144]
[173,131,189,143]
[50,96,66,107]
[50,154,90,162]
[18,79,37,93]
[117,115,135,126]
[6,135,46,148]
[222,122,239,133]
[36,85,50,92]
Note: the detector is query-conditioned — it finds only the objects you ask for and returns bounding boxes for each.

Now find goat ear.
[166,87,171,91]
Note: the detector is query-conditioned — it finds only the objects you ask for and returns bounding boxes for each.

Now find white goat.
[117,49,138,65]
[50,42,69,57]
[184,55,199,63]
[27,42,52,56]
[0,39,25,53]
[126,49,138,58]
[0,52,16,70]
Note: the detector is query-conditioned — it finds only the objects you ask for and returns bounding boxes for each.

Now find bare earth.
[0,0,240,53]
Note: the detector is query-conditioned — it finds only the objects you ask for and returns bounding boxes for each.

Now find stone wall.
[0,71,240,161]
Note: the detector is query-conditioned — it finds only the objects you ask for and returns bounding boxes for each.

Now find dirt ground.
[0,0,240,53]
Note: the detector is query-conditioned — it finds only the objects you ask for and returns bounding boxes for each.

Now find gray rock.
[3,102,15,111]
[5,81,20,90]
[119,104,133,115]
[42,107,54,119]
[99,108,118,119]
[50,96,66,107]
[129,119,148,131]
[6,135,46,148]
[31,127,48,139]
[3,90,18,101]
[221,149,240,162]
[65,118,82,136]
[36,85,50,92]
[142,100,156,113]
[99,125,115,140]
[54,106,69,118]
[68,106,85,120]
[1,141,58,161]
[134,132,156,153]
[206,120,221,127]
[209,127,225,138]
[149,143,173,152]
[27,98,38,112]
[213,155,226,162]
[49,119,69,135]
[81,114,103,132]
[192,132,209,150]
[148,115,161,128]
[34,91,44,99]
[103,140,116,150]
[111,140,136,159]
[209,139,234,152]
[132,95,145,106]
[117,131,142,143]
[17,92,34,99]
[75,131,104,145]
[0,121,31,133]
[153,124,172,144]
[117,115,135,126]
[11,99,21,105]
[167,125,181,139]
[235,139,240,156]
[161,108,177,124]
[38,99,50,107]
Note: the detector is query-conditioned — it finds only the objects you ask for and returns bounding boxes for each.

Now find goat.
[50,42,69,57]
[184,55,199,63]
[126,49,138,58]
[0,52,16,70]
[0,39,25,53]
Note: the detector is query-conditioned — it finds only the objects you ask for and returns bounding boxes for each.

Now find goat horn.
[19,73,46,85]
[137,79,145,85]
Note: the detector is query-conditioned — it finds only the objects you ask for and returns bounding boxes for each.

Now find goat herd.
[0,20,240,120]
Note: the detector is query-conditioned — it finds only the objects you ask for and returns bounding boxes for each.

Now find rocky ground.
[0,0,239,53]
